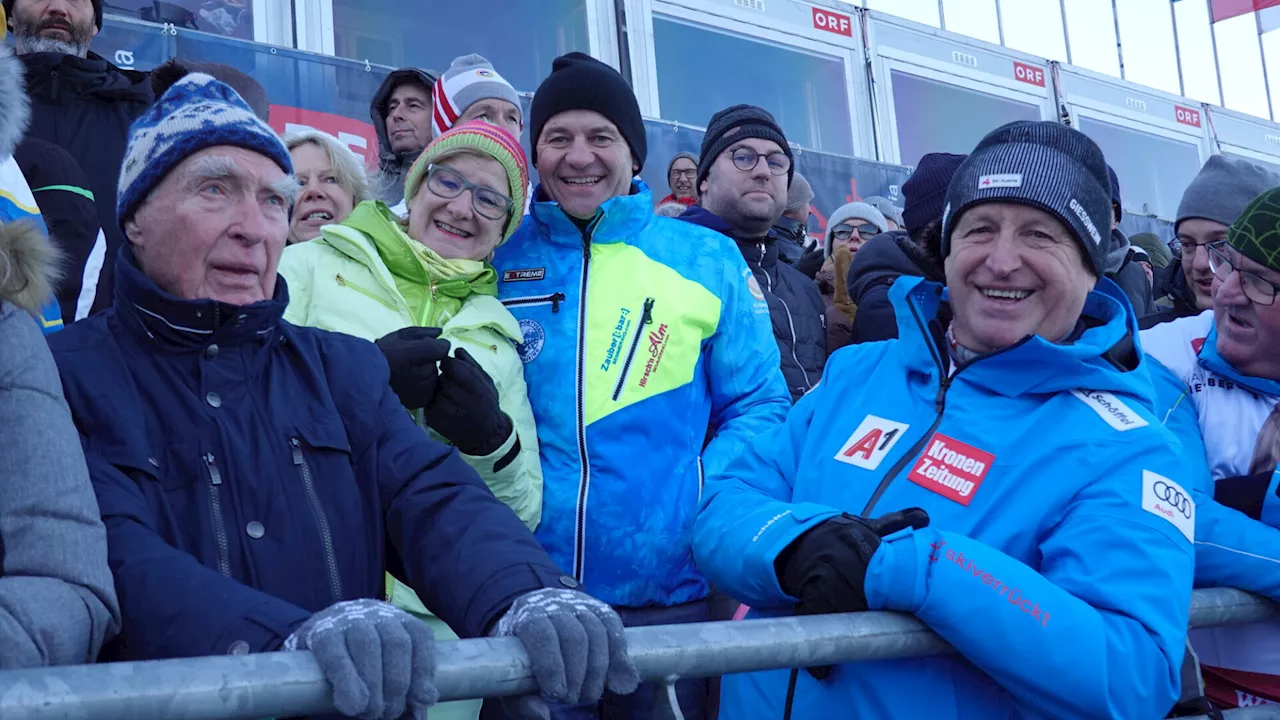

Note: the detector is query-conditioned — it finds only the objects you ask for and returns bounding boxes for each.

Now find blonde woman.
[284,129,371,244]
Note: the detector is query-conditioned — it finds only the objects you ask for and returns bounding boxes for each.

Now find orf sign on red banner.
[812,7,852,37]
[268,105,381,169]
[1013,61,1045,88]
[1175,105,1202,128]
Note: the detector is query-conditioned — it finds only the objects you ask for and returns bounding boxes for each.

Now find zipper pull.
[290,437,303,466]
[430,283,438,301]
[640,297,655,325]
[935,376,952,413]
[336,273,346,287]
[552,292,565,314]
[204,453,222,485]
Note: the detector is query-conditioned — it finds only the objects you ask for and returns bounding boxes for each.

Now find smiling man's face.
[534,109,635,220]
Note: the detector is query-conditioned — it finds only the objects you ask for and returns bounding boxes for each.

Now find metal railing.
[0,588,1274,720]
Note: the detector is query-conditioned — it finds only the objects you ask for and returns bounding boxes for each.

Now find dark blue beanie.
[902,152,966,236]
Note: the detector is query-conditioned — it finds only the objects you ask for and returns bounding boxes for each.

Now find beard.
[12,16,94,57]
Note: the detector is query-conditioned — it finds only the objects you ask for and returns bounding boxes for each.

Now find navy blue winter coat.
[48,249,568,661]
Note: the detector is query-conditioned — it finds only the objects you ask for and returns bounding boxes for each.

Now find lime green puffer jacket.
[278,202,543,719]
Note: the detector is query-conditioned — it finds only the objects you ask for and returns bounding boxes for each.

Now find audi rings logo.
[1154,480,1192,518]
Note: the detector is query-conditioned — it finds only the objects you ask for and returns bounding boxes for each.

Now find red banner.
[1208,0,1280,24]
[268,105,380,169]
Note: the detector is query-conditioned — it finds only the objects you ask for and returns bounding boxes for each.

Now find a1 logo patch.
[835,415,910,470]
[908,433,995,506]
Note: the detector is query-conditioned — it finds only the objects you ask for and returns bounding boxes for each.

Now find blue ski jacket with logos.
[492,180,790,608]
[695,276,1195,719]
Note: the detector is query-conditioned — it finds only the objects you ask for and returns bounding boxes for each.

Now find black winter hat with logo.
[942,120,1112,276]
[4,0,102,30]
[696,104,794,191]
[529,52,646,172]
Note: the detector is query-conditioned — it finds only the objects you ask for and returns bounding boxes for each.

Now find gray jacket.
[0,219,119,668]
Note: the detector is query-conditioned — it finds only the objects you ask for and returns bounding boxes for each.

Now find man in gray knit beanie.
[1141,155,1280,328]
[431,53,523,139]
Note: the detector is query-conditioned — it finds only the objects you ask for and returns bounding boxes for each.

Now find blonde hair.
[283,129,372,206]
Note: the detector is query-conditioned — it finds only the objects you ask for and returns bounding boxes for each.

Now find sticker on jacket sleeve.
[1070,389,1150,432]
[1142,470,1194,542]
[908,433,994,506]
[835,415,909,470]
[516,319,545,364]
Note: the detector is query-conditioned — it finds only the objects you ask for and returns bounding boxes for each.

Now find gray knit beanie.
[864,196,904,228]
[1175,155,1280,233]
[431,54,522,138]
[825,201,888,258]
[786,172,814,212]
[943,120,1112,276]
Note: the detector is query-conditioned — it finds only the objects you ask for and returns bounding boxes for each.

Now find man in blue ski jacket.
[695,121,1196,720]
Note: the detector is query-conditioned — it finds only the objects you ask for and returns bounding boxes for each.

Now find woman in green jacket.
[279,122,541,720]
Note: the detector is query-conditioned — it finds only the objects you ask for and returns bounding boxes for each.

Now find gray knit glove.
[492,589,640,718]
[284,599,438,720]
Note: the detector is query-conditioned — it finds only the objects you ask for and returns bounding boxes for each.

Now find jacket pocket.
[289,420,356,604]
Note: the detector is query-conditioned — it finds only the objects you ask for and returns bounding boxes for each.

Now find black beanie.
[529,52,646,171]
[942,121,1112,276]
[4,0,102,30]
[696,104,794,191]
[901,152,966,237]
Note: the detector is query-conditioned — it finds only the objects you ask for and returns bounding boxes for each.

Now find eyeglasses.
[425,164,513,221]
[832,223,881,242]
[1207,243,1280,306]
[1179,237,1226,261]
[730,147,791,176]
[669,168,696,180]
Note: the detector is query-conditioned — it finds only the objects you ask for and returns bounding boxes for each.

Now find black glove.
[777,508,929,680]
[1214,472,1274,520]
[374,327,451,411]
[424,348,514,457]
[795,247,825,280]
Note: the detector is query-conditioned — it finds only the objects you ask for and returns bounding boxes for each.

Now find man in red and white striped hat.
[431,54,523,141]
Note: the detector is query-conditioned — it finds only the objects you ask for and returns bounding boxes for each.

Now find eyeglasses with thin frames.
[425,164,513,221]
[730,147,791,176]
[669,168,696,180]
[1207,243,1280,306]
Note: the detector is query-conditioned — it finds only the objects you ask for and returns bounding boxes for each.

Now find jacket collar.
[890,275,1150,402]
[676,205,777,267]
[528,179,657,247]
[20,51,151,100]
[113,245,287,352]
[1197,321,1280,397]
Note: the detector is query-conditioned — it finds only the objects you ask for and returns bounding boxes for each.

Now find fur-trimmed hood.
[0,45,30,160]
[0,219,62,316]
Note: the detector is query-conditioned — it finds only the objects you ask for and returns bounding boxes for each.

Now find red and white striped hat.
[431,54,522,138]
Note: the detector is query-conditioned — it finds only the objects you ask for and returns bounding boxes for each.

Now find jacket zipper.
[335,273,399,313]
[203,453,231,577]
[291,438,344,602]
[757,248,814,392]
[697,457,705,505]
[611,298,655,401]
[502,292,565,313]
[571,217,602,582]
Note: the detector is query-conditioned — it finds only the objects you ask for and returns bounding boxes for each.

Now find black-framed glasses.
[669,168,696,180]
[1180,237,1227,261]
[730,147,791,176]
[1207,243,1280,306]
[425,164,513,221]
[832,223,881,242]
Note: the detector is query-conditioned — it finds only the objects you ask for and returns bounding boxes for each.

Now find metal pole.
[1112,0,1126,79]
[0,589,1269,720]
[1257,8,1277,120]
[1208,0,1227,106]
[995,0,1005,47]
[1170,0,1187,97]
[1059,0,1073,66]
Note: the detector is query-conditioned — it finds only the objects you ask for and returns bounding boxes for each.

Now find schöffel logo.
[1070,389,1149,432]
[908,433,995,506]
[1142,470,1194,542]
[1069,198,1103,247]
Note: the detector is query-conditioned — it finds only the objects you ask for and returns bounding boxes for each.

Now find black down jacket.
[679,206,826,402]
[847,230,945,344]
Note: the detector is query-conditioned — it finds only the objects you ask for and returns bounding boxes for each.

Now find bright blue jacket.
[493,180,790,608]
[695,277,1195,719]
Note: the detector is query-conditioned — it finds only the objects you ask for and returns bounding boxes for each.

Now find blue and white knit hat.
[117,73,292,227]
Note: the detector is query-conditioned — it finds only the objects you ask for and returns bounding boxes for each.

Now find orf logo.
[1013,61,1045,87]
[811,7,852,37]
[1175,105,1202,128]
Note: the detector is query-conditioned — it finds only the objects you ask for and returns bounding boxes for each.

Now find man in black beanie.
[490,53,791,720]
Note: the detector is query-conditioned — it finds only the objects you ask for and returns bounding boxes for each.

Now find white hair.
[284,129,372,206]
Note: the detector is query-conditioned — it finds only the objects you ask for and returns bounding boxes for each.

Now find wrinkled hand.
[284,599,437,720]
[425,347,513,457]
[374,327,451,410]
[491,588,640,718]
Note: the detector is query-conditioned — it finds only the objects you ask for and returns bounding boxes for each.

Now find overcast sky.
[840,0,1275,120]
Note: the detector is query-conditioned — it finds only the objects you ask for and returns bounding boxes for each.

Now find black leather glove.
[1214,472,1274,520]
[374,327,451,411]
[795,247,825,280]
[424,348,513,457]
[777,508,929,680]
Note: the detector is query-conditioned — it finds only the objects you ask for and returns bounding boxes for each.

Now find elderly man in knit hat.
[697,119,1194,720]
[492,54,789,720]
[680,104,826,402]
[432,54,523,141]
[772,171,814,265]
[1142,155,1280,329]
[1143,186,1280,710]
[47,73,639,720]
[659,150,699,209]
[845,152,963,343]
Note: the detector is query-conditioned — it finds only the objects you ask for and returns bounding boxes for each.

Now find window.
[1115,0,1181,95]
[866,0,940,27]
[651,15,854,155]
[1215,13,1271,119]
[1174,0,1223,105]
[104,0,253,38]
[941,0,1000,45]
[329,0,588,92]
[1063,0,1119,77]
[1076,116,1201,220]
[889,69,1041,167]
[998,0,1067,62]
